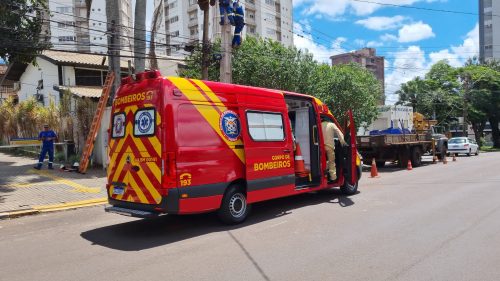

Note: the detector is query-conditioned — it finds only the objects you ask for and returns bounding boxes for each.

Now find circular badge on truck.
[220,110,241,142]
[137,111,153,134]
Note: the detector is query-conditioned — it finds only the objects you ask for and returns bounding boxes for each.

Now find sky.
[292,0,479,104]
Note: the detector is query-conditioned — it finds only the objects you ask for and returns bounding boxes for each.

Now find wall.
[18,58,60,104]
[93,107,112,168]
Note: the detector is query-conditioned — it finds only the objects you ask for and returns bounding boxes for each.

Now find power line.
[351,0,496,17]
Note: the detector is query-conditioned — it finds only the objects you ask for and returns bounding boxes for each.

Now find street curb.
[0,198,108,219]
[34,198,108,213]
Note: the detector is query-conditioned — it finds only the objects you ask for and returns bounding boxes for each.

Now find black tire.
[411,147,423,167]
[467,149,471,157]
[398,149,410,168]
[341,179,358,195]
[218,185,250,225]
[475,149,479,156]
[376,161,386,168]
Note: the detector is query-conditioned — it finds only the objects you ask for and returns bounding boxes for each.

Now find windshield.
[449,138,466,144]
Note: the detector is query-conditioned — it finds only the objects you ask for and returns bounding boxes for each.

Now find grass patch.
[480,146,500,152]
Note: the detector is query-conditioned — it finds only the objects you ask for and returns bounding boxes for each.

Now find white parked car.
[447,137,479,156]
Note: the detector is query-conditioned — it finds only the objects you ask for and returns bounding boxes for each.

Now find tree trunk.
[134,0,147,72]
[490,117,500,148]
[471,121,486,147]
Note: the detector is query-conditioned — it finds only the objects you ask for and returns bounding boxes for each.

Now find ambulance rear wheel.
[218,186,250,225]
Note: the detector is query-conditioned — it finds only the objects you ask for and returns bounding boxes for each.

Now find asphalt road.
[1,153,500,281]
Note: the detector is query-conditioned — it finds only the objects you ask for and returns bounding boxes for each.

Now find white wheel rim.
[229,193,246,218]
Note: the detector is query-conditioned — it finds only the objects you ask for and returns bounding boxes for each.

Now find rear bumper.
[107,188,180,217]
[448,148,469,154]
[105,206,161,218]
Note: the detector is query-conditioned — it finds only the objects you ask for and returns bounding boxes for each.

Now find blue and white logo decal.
[134,109,155,136]
[220,110,241,142]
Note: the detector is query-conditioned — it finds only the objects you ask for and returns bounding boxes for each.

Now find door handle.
[283,149,291,153]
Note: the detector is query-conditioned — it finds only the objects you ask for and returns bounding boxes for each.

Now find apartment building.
[331,48,385,105]
[479,0,500,61]
[43,0,133,55]
[161,0,293,56]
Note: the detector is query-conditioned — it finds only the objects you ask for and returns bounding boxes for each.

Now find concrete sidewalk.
[0,152,107,218]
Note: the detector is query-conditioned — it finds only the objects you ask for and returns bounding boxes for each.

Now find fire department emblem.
[220,110,241,142]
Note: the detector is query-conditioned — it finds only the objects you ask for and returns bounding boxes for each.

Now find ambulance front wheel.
[218,185,251,224]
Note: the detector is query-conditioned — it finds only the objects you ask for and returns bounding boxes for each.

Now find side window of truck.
[133,108,156,137]
[247,111,285,141]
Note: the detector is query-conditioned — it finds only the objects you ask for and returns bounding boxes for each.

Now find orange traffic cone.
[370,158,379,178]
[407,160,413,170]
[452,154,457,161]
[294,143,309,177]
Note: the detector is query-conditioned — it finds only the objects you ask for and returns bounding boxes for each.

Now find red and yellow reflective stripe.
[168,77,245,163]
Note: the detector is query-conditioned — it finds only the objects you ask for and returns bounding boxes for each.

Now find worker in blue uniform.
[219,0,234,25]
[34,124,58,170]
[232,0,245,48]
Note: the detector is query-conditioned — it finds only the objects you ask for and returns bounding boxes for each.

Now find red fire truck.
[105,70,362,224]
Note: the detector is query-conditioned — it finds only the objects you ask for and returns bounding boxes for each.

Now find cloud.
[397,21,435,43]
[355,16,407,31]
[384,24,479,104]
[380,34,397,42]
[297,0,446,19]
[293,21,347,63]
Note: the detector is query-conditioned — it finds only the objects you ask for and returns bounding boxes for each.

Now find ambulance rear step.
[105,206,161,218]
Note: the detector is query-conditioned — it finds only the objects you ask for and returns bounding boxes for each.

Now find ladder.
[78,72,115,173]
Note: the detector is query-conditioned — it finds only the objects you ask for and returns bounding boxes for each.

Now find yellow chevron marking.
[127,173,148,203]
[136,167,161,203]
[168,77,245,163]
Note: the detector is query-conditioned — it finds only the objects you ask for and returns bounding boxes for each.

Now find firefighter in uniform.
[232,0,245,48]
[34,124,58,170]
[219,0,235,25]
[321,118,346,181]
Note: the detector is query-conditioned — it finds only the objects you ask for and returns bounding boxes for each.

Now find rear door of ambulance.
[238,91,296,203]
[108,77,163,207]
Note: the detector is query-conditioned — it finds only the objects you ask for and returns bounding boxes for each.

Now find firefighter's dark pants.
[219,5,234,25]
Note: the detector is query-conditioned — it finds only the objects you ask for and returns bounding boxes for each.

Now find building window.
[170,31,179,37]
[265,0,274,5]
[190,27,198,36]
[170,16,179,24]
[266,28,276,36]
[189,11,197,21]
[56,6,73,13]
[169,1,177,9]
[189,0,197,5]
[58,36,76,42]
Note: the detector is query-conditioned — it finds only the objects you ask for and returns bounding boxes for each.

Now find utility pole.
[106,0,121,104]
[220,16,232,83]
[198,0,213,80]
[134,0,147,72]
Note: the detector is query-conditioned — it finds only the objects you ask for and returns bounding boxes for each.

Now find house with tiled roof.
[0,50,185,105]
[0,50,130,104]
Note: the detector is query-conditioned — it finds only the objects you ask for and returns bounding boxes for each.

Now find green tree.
[458,65,500,147]
[397,60,461,127]
[0,0,51,64]
[180,37,381,128]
